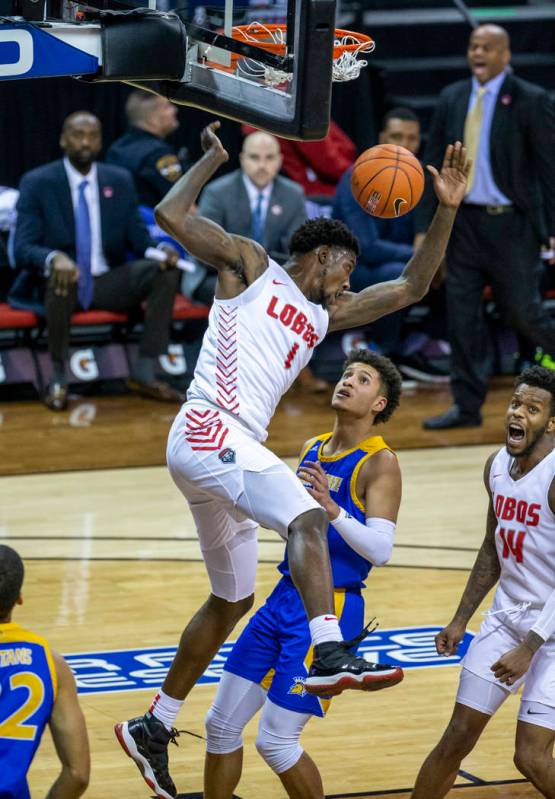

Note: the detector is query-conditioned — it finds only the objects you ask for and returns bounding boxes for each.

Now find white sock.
[309,614,342,646]
[149,690,183,731]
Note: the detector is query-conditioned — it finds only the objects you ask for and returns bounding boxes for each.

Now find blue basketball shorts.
[224,575,364,717]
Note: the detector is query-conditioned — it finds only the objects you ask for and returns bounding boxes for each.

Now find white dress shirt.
[242,174,273,226]
[62,158,109,276]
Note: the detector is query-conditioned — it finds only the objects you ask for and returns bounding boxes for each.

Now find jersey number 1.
[284,343,300,369]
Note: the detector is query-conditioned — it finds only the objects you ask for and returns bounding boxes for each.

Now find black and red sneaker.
[304,626,404,697]
[115,712,179,799]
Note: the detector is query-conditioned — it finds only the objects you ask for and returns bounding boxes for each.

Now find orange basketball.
[350,144,424,219]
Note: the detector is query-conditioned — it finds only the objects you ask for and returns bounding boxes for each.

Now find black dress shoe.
[44,382,68,411]
[127,379,185,403]
[423,404,482,430]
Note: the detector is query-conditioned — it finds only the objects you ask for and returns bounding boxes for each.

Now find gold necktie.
[464,86,487,192]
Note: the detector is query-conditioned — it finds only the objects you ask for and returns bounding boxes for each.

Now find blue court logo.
[64,626,474,696]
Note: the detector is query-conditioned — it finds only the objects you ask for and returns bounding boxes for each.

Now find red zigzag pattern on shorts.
[215,305,239,415]
[184,408,229,451]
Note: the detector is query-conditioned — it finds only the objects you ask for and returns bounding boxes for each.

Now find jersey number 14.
[499,527,526,564]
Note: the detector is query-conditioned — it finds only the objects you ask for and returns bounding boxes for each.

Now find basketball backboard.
[134,0,339,140]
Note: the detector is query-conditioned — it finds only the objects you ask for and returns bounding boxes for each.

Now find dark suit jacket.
[199,169,307,258]
[415,73,555,241]
[14,159,152,271]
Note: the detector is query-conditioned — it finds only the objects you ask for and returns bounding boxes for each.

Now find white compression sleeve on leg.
[205,671,266,754]
[255,698,312,774]
[330,508,395,566]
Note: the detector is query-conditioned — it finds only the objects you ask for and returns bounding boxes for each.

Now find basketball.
[350,144,425,219]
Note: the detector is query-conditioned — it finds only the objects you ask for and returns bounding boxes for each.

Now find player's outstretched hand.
[435,619,466,656]
[427,141,471,209]
[200,120,229,163]
[491,643,534,685]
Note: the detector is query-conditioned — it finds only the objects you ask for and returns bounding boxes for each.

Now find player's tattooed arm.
[328,142,471,332]
[435,453,500,656]
[154,121,267,288]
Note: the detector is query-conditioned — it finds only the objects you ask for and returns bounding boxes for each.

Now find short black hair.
[342,348,402,424]
[0,546,24,618]
[382,107,419,126]
[515,366,555,415]
[289,217,360,258]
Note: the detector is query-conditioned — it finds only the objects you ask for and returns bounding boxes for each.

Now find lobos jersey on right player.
[489,446,555,607]
[188,259,329,442]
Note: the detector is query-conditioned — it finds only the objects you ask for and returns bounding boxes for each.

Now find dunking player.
[203,349,402,799]
[0,545,90,799]
[115,121,470,799]
[412,366,555,799]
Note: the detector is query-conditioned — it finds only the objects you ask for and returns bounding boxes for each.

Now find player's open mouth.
[507,423,525,444]
[337,389,351,399]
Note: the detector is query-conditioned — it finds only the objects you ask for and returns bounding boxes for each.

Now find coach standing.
[416,24,555,429]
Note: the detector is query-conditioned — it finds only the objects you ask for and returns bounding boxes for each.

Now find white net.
[214,22,375,88]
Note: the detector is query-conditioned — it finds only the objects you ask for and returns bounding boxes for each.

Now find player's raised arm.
[435,453,501,656]
[328,142,471,332]
[154,121,267,282]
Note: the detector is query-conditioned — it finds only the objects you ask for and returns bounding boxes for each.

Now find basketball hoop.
[204,22,375,88]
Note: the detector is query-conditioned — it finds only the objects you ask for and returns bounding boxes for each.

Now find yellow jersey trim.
[297,435,323,465]
[0,622,58,700]
[348,439,394,513]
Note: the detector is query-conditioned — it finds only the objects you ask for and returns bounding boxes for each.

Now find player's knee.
[514,742,546,780]
[205,703,244,754]
[254,724,303,774]
[207,592,254,623]
[440,716,480,758]
[288,508,328,539]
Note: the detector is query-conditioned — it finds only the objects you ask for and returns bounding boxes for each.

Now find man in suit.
[15,111,182,410]
[184,130,307,305]
[417,24,555,429]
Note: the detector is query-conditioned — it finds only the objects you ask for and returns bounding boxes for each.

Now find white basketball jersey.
[187,260,329,441]
[489,446,555,606]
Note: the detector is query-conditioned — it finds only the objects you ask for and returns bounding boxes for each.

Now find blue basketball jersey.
[0,622,57,799]
[279,432,393,589]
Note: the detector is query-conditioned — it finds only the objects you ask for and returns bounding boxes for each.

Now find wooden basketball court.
[0,379,544,798]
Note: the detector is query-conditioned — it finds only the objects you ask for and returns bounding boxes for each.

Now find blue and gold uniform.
[224,433,393,717]
[0,623,57,799]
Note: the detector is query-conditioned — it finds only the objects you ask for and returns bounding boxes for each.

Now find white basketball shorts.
[456,595,555,730]
[166,401,320,602]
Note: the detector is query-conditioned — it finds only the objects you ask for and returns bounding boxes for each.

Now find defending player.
[412,366,555,799]
[115,122,469,799]
[203,348,403,799]
[0,545,90,799]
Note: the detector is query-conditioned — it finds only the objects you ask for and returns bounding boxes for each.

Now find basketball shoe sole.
[114,721,176,799]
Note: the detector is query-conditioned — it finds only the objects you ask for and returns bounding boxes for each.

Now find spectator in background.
[106,90,184,208]
[0,544,90,799]
[334,108,444,378]
[418,25,555,429]
[15,111,182,411]
[243,120,356,199]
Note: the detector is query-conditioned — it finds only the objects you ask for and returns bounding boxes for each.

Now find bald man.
[183,130,307,304]
[416,24,555,430]
[106,90,185,207]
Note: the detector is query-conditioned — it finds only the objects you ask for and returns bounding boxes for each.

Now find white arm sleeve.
[330,508,395,567]
[531,587,555,643]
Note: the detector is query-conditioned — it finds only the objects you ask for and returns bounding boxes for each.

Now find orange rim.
[204,24,374,72]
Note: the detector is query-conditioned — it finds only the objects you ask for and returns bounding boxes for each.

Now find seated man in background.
[0,544,90,799]
[15,111,182,410]
[242,120,357,200]
[334,109,430,370]
[106,90,184,208]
